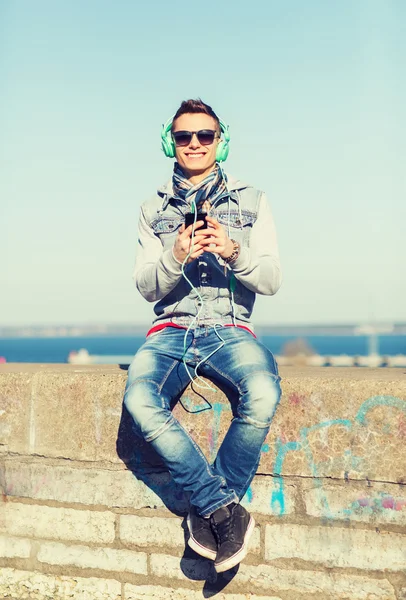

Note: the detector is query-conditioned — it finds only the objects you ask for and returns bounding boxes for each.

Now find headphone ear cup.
[167,136,175,158]
[216,120,230,162]
[216,139,229,162]
[160,119,176,158]
[161,133,175,158]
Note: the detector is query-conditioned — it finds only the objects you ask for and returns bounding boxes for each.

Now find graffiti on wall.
[269,395,405,517]
[2,388,405,522]
[189,394,406,518]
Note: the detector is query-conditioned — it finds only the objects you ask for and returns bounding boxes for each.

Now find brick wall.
[1,364,405,599]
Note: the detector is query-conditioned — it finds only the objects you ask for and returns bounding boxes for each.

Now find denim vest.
[135,174,281,330]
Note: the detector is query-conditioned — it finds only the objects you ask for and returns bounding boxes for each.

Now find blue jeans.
[124,326,281,517]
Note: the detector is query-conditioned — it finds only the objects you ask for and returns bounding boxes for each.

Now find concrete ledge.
[1,365,405,599]
[1,364,405,481]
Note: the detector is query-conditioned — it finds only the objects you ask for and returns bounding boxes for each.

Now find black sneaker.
[187,506,217,560]
[210,502,255,572]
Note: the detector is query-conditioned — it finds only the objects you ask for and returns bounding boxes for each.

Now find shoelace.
[212,508,235,543]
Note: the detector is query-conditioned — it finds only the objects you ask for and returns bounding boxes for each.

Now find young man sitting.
[124,98,282,572]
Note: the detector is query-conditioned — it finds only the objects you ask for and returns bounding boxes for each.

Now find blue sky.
[1,0,405,327]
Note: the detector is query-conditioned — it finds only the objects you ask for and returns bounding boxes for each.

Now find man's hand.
[172,221,212,264]
[204,216,235,259]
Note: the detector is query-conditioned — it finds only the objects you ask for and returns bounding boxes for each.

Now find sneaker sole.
[186,514,217,561]
[214,515,255,573]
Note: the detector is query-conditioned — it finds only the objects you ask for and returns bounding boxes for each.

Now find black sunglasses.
[172,129,218,147]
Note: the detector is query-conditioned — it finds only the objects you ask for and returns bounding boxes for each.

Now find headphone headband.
[160,114,230,161]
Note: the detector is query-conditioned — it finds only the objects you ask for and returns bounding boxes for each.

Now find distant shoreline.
[1,322,405,339]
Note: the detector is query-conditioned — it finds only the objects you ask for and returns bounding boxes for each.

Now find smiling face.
[172,112,220,183]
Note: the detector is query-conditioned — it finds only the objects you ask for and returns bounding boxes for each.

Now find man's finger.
[205,216,220,228]
[179,222,203,239]
[186,221,206,234]
[199,237,217,246]
[186,237,210,251]
[190,249,205,259]
[187,240,205,251]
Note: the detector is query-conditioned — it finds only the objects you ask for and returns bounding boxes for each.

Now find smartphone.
[185,212,207,229]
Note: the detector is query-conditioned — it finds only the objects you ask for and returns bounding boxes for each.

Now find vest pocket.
[216,209,256,229]
[151,216,183,235]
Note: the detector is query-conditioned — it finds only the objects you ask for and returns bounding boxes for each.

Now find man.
[124,99,282,573]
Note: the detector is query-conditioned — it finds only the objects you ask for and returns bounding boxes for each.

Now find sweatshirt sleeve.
[230,192,282,295]
[132,206,184,302]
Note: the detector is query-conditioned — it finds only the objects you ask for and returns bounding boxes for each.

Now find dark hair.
[172,98,220,132]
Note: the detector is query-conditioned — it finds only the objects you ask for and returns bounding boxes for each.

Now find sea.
[0,334,405,364]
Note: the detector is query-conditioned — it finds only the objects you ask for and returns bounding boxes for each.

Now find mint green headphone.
[160,115,230,162]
